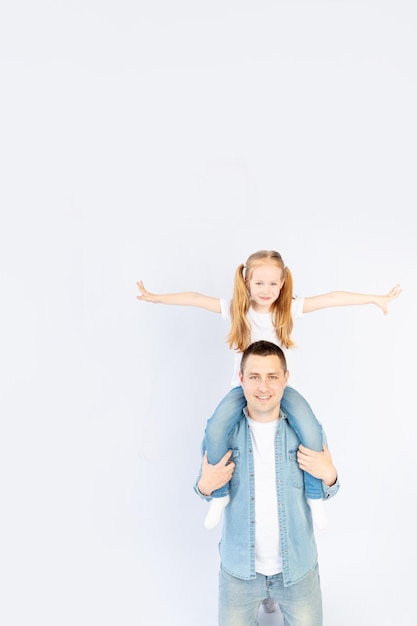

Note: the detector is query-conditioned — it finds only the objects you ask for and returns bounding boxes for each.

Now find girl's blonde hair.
[227,250,295,352]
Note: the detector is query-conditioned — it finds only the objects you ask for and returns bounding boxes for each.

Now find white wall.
[1,2,416,625]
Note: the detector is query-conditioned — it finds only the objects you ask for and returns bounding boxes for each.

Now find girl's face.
[246,263,284,313]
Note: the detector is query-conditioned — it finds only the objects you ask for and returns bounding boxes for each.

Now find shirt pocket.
[229,448,240,487]
[288,448,304,489]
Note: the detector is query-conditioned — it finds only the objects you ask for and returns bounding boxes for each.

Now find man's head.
[239,341,289,422]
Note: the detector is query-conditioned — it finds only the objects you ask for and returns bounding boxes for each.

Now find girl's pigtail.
[273,266,295,348]
[227,263,251,352]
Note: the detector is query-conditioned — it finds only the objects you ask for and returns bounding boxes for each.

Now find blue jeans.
[218,564,322,626]
[204,386,323,499]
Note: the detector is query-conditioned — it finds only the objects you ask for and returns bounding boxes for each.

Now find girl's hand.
[136,280,158,303]
[375,284,402,315]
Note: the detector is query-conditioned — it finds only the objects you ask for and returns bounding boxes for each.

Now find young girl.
[136,250,401,530]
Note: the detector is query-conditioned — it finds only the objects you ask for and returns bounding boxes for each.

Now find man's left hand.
[297,443,337,487]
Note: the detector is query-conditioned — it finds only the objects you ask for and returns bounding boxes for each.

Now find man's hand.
[297,443,337,487]
[198,450,236,496]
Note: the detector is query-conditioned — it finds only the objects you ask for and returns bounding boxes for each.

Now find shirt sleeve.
[220,298,231,322]
[320,429,340,500]
[291,296,305,319]
[322,478,340,499]
[193,439,213,501]
[193,480,213,501]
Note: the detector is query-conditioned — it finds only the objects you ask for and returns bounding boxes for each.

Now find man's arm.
[196,450,236,497]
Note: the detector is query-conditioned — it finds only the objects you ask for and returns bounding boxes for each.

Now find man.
[194,340,339,626]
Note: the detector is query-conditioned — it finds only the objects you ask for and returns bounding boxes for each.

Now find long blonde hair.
[227,250,295,352]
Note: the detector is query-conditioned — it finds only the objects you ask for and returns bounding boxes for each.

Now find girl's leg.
[281,387,327,529]
[203,387,246,530]
[204,386,246,497]
[281,386,323,498]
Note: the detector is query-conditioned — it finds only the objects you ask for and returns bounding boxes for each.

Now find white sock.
[204,495,230,530]
[307,498,328,530]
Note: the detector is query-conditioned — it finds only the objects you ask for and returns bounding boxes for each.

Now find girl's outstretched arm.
[303,284,402,316]
[136,280,222,313]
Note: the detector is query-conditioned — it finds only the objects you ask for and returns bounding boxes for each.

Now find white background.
[1,2,416,625]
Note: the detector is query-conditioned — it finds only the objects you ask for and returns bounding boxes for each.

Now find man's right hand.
[197,450,235,496]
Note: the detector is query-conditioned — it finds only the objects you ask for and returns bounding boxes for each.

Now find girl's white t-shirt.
[220,297,305,387]
[248,416,282,575]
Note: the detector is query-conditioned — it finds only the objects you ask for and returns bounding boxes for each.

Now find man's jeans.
[218,564,323,626]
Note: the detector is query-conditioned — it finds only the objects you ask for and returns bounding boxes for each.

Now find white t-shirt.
[248,416,282,575]
[220,297,305,387]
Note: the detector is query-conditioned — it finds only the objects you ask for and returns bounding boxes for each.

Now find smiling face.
[246,262,285,313]
[239,352,289,422]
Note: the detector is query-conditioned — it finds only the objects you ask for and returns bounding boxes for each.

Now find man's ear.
[238,370,244,384]
[284,370,290,386]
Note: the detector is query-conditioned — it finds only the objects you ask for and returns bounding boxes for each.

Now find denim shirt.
[194,409,340,586]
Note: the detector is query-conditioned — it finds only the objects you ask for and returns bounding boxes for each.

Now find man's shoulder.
[229,414,249,440]
[280,412,302,445]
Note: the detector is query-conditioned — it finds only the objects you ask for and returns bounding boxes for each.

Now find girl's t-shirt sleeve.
[220,298,231,322]
[291,296,305,319]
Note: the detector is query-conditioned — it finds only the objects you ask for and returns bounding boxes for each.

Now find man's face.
[239,353,289,422]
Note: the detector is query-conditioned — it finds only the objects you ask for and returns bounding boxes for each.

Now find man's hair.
[240,340,287,373]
